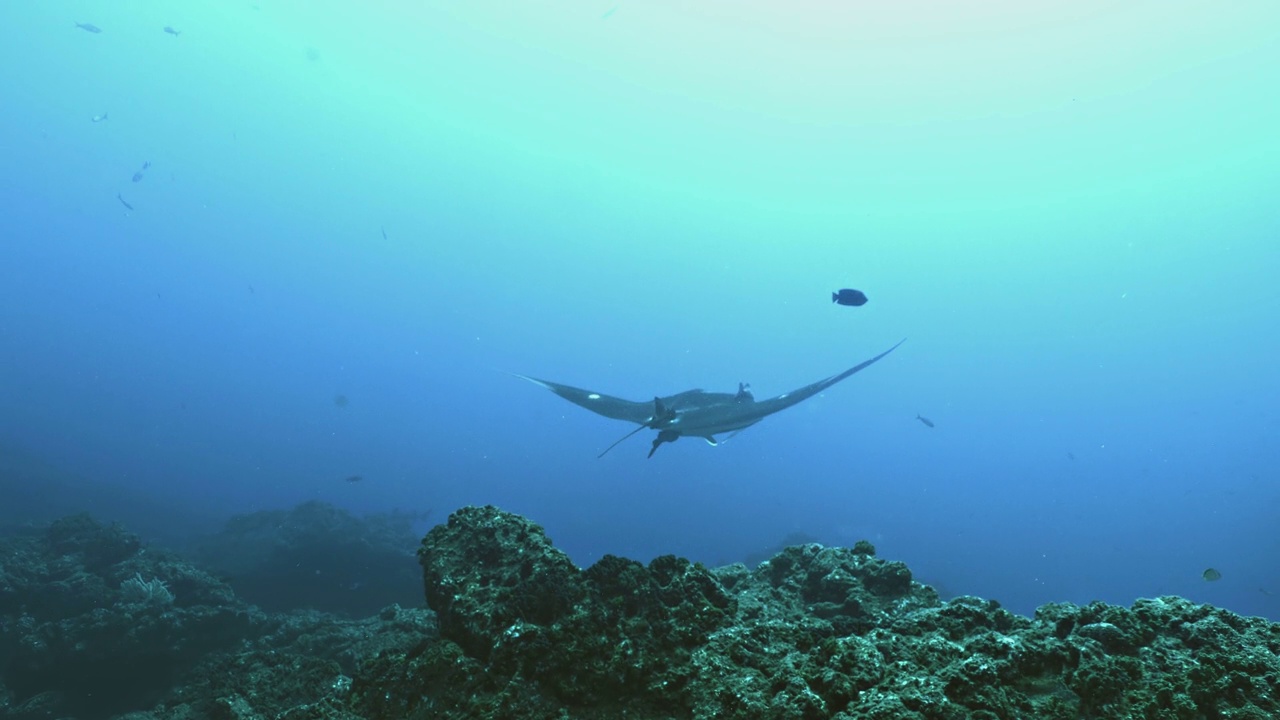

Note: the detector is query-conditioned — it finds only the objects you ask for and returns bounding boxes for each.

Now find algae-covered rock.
[418,504,587,661]
[410,505,735,717]
[379,505,1280,719]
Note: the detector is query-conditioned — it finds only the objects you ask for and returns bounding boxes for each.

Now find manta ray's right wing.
[749,337,907,417]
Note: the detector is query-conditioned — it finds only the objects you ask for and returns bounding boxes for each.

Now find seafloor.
[0,504,1276,719]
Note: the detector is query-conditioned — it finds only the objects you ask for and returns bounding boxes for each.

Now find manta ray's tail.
[597,424,648,458]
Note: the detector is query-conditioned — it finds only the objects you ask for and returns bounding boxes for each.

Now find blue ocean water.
[1,2,1277,623]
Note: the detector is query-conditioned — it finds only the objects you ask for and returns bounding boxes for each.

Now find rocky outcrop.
[357,505,1279,720]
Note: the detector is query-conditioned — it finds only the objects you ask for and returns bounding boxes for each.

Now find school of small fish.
[77,20,178,212]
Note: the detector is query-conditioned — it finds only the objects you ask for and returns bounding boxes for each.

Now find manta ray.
[517,338,905,458]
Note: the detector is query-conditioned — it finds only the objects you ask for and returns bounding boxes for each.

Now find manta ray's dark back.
[516,338,905,457]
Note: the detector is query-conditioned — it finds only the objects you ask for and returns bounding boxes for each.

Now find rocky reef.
[0,514,259,718]
[188,500,425,617]
[1,504,1277,719]
[370,505,1280,719]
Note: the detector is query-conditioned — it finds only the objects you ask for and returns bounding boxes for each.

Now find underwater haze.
[1,1,1278,621]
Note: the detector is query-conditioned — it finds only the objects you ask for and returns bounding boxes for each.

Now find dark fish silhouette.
[131,161,151,182]
[916,414,934,428]
[832,288,868,307]
[116,193,134,210]
[163,26,182,36]
[75,22,102,33]
[381,226,387,240]
[1203,568,1222,582]
[344,475,363,483]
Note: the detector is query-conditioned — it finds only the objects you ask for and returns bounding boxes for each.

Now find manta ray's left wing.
[512,375,657,424]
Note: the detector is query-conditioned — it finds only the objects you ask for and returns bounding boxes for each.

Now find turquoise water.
[1,2,1277,619]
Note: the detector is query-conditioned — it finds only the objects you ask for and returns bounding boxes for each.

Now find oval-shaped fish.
[163,26,182,36]
[75,22,102,33]
[832,288,868,307]
[1203,568,1222,582]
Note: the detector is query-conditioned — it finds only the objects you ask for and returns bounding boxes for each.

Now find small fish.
[1202,568,1222,582]
[915,414,935,428]
[1067,451,1075,461]
[344,475,363,483]
[381,226,387,240]
[116,193,134,210]
[832,288,868,307]
[131,161,151,182]
[163,26,182,36]
[75,22,102,34]
[602,5,619,19]
[91,112,108,123]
